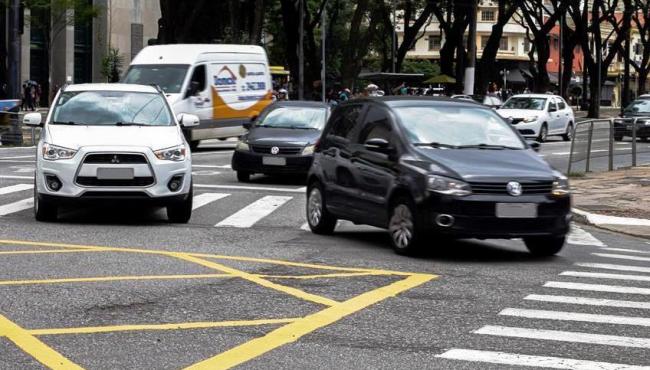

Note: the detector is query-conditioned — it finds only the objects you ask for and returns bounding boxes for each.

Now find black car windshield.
[257,107,328,130]
[395,105,525,149]
[52,91,173,126]
[502,97,547,110]
[122,64,189,94]
[624,100,650,114]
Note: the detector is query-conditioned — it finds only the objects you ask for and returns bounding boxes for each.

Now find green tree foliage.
[401,59,440,78]
[100,47,123,83]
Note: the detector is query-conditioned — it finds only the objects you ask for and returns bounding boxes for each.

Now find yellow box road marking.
[0,249,108,255]
[0,274,232,286]
[28,318,298,336]
[259,271,391,279]
[172,253,339,307]
[0,313,83,370]
[184,273,436,370]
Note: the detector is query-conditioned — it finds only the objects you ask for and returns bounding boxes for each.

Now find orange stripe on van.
[211,87,273,120]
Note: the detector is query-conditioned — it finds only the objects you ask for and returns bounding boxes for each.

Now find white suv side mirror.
[23,112,42,126]
[177,113,200,127]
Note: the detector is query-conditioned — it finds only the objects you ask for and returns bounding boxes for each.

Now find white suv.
[497,94,575,142]
[23,84,199,223]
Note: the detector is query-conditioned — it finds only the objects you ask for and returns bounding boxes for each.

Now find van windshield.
[122,64,189,94]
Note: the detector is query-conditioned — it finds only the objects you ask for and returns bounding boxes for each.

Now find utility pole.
[463,0,477,95]
[298,0,304,100]
[321,2,327,103]
[7,0,21,99]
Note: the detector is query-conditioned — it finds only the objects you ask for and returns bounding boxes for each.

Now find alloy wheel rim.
[389,204,414,249]
[308,188,323,226]
[541,126,548,141]
[567,125,573,139]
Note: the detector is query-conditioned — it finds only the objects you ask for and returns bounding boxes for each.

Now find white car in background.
[23,83,199,223]
[497,94,575,142]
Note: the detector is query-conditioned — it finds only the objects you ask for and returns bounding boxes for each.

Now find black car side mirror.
[364,138,392,154]
[527,140,541,152]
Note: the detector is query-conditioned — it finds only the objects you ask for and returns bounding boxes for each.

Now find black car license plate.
[496,203,537,218]
[96,168,134,180]
[263,157,286,166]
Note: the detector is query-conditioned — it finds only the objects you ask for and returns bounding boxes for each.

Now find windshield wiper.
[115,122,147,126]
[413,142,459,149]
[456,143,520,150]
[51,121,79,125]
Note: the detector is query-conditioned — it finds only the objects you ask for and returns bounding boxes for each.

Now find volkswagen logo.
[270,146,280,155]
[506,181,523,196]
[111,155,120,164]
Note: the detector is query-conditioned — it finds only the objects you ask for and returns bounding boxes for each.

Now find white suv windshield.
[52,91,173,126]
[122,65,189,94]
[502,97,547,110]
[395,105,525,149]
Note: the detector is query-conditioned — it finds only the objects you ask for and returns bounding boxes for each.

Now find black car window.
[557,98,566,110]
[358,107,392,144]
[328,105,362,141]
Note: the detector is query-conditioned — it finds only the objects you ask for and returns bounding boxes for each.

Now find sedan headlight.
[552,177,570,196]
[235,141,250,152]
[302,144,315,155]
[154,145,186,161]
[523,116,538,123]
[427,175,472,196]
[42,143,77,161]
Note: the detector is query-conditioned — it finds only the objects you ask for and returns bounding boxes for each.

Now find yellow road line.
[0,239,414,276]
[0,313,83,370]
[258,271,391,279]
[184,273,436,370]
[28,318,298,336]
[0,273,232,286]
[172,253,339,307]
[0,249,108,255]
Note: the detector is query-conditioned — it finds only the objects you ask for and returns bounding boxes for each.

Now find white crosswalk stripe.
[0,198,33,216]
[192,193,230,211]
[475,325,650,348]
[499,308,650,327]
[0,183,33,195]
[436,349,647,370]
[559,271,650,282]
[216,195,292,228]
[544,281,650,295]
[593,253,650,262]
[567,225,606,246]
[574,262,650,274]
[524,294,650,310]
[599,247,650,255]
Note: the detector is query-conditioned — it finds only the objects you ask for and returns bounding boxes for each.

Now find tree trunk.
[340,0,370,88]
[249,0,264,44]
[638,70,648,96]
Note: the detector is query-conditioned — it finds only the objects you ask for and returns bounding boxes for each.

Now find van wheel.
[562,123,573,141]
[389,197,422,255]
[167,186,193,223]
[34,187,57,222]
[237,171,251,182]
[537,124,548,143]
[523,236,565,256]
[306,182,337,234]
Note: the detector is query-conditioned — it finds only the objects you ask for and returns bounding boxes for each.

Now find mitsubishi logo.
[506,181,523,196]
[270,146,280,155]
[111,155,120,164]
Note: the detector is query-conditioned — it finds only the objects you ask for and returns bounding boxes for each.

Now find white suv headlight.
[427,175,472,196]
[552,177,570,196]
[42,143,77,161]
[154,145,186,161]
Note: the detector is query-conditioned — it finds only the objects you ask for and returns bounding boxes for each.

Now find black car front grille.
[84,153,148,164]
[76,177,155,187]
[469,181,554,195]
[251,145,302,155]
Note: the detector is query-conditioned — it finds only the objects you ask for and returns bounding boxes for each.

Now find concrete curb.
[572,207,650,240]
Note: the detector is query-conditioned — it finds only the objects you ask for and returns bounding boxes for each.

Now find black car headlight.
[427,175,472,196]
[552,177,570,197]
[235,141,250,152]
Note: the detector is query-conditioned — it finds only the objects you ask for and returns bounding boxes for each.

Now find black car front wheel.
[237,171,251,182]
[306,182,336,234]
[388,197,422,255]
[34,191,57,222]
[167,186,193,223]
[523,236,565,256]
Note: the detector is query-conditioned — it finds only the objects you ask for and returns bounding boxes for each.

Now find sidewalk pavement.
[571,166,650,238]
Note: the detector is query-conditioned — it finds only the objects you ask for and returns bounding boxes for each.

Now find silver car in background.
[23,84,199,223]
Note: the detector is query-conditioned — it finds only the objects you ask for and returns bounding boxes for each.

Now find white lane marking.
[544,281,650,295]
[0,160,35,163]
[194,184,305,193]
[192,164,231,169]
[435,349,647,370]
[191,150,234,156]
[575,262,650,274]
[300,222,310,231]
[499,308,650,326]
[0,184,33,195]
[600,247,650,255]
[524,294,650,310]
[216,195,292,228]
[567,225,606,246]
[0,155,35,159]
[475,325,650,348]
[593,253,650,262]
[0,175,34,180]
[0,198,33,216]
[574,208,650,226]
[560,271,650,282]
[192,193,230,211]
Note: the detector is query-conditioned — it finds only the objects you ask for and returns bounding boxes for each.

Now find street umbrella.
[424,74,456,84]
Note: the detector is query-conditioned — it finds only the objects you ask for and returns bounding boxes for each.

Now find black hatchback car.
[613,99,650,141]
[232,101,329,181]
[306,97,571,256]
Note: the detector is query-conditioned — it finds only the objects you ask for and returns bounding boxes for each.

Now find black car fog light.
[45,175,62,192]
[167,175,184,192]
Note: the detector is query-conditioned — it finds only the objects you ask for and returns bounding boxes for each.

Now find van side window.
[329,105,362,141]
[186,65,206,97]
[358,107,392,144]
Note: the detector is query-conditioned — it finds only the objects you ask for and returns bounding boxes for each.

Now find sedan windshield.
[52,91,173,126]
[502,97,547,110]
[257,107,328,130]
[624,100,650,115]
[395,105,525,149]
[122,64,189,94]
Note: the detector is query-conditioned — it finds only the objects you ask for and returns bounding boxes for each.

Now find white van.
[123,44,274,149]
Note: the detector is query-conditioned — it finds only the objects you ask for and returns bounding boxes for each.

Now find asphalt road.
[0,142,649,369]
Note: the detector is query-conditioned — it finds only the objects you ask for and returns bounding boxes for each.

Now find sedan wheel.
[388,198,421,255]
[537,124,548,143]
[306,183,336,234]
[562,123,573,141]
